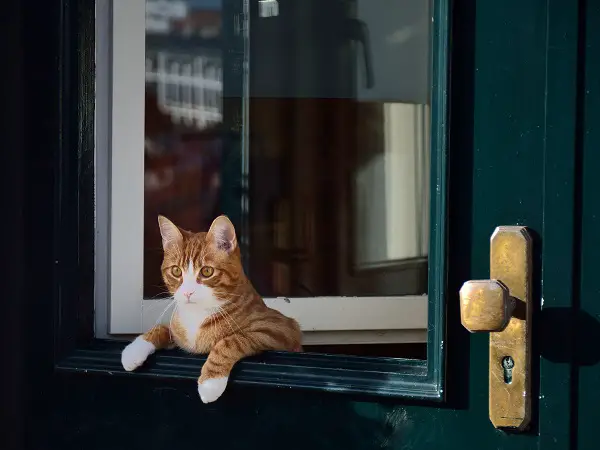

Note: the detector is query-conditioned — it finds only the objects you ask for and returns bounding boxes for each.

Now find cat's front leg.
[197,334,257,403]
[121,325,173,371]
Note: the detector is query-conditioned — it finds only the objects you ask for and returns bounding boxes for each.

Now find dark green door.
[576,3,600,450]
[4,0,595,449]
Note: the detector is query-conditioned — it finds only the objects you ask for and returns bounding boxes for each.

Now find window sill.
[55,340,442,400]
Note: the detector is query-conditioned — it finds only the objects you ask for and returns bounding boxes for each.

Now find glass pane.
[144,0,226,299]
[143,0,430,301]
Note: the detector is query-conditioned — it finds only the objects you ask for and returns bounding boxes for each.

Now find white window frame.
[95,0,428,345]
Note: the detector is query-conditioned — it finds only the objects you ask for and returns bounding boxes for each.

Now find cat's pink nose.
[183,291,194,301]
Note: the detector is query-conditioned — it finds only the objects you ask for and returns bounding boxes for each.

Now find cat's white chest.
[175,304,214,350]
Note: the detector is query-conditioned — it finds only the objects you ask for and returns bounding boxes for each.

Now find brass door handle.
[459,226,533,431]
[460,280,514,333]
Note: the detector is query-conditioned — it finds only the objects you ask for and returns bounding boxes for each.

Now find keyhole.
[502,356,514,384]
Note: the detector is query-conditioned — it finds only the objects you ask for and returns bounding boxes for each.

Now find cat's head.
[158,215,244,308]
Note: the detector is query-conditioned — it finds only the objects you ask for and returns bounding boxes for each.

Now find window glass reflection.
[143,0,430,300]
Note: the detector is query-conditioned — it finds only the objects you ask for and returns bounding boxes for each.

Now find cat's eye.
[200,266,214,278]
[170,266,182,277]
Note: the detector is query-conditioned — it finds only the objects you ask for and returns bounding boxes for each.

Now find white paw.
[121,336,156,371]
[197,377,229,403]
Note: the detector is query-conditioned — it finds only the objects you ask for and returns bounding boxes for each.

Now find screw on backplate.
[502,356,514,384]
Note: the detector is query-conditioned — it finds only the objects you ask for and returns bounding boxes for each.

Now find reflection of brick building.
[145,1,223,130]
[145,51,222,129]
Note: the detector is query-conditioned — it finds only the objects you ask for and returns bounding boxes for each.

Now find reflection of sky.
[186,0,221,10]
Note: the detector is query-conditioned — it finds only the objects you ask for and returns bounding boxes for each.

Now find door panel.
[577,2,600,449]
[7,0,585,449]
[535,2,580,448]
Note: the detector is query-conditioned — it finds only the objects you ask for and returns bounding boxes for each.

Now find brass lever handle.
[459,226,533,431]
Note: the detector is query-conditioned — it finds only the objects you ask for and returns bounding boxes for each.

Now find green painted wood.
[577,1,600,449]
[537,0,580,448]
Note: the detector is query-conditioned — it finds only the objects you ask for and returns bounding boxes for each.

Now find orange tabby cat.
[121,215,303,403]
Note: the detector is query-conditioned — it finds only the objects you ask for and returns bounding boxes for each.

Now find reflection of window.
[145,52,223,128]
[165,82,179,104]
[354,103,429,269]
[98,0,437,355]
[193,85,203,107]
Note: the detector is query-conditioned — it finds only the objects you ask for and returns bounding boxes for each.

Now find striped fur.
[122,215,302,402]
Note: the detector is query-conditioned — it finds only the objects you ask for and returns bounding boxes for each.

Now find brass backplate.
[489,226,533,430]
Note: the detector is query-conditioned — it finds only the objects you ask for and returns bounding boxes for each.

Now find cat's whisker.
[145,296,175,308]
[214,306,233,334]
[168,302,179,342]
[217,308,237,336]
[212,291,247,299]
[146,291,174,300]
[218,306,242,335]
[154,298,177,326]
[211,307,218,339]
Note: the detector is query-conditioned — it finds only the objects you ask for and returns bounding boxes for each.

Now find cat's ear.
[158,215,183,251]
[207,215,237,254]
